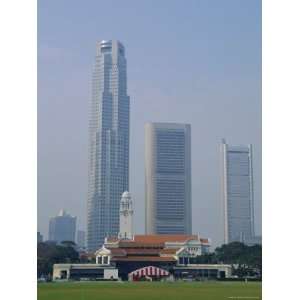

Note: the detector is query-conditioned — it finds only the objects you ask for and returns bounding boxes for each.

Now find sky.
[38,0,261,248]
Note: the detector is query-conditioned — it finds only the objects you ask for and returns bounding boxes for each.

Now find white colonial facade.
[118,191,133,240]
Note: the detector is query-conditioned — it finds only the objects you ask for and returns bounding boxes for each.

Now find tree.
[191,242,262,278]
[37,242,80,278]
[215,242,262,278]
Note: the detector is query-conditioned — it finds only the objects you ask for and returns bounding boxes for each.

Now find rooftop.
[111,256,176,262]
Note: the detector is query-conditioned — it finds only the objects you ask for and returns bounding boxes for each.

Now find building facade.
[77,230,86,249]
[118,191,133,240]
[98,234,210,280]
[48,210,76,243]
[221,139,255,244]
[87,40,130,251]
[145,123,191,234]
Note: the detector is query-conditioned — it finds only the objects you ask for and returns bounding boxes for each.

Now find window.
[103,256,108,265]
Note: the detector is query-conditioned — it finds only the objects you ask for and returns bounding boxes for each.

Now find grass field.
[38,281,262,300]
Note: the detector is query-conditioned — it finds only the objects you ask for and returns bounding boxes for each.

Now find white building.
[118,191,133,240]
[53,263,118,281]
[87,40,130,252]
[221,139,255,244]
[145,123,192,235]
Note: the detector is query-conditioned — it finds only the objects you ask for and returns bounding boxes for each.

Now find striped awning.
[129,266,169,277]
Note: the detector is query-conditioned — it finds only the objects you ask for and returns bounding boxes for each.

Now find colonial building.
[95,234,211,280]
[53,192,231,281]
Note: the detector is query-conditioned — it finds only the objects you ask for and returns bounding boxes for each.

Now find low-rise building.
[95,234,212,280]
[52,264,118,281]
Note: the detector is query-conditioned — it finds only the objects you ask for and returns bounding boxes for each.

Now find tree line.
[189,242,262,278]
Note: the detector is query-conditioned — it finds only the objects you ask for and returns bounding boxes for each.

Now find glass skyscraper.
[87,40,130,252]
[145,123,192,235]
[221,139,255,244]
[48,210,76,243]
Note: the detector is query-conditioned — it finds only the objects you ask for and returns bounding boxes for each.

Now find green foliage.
[189,253,218,264]
[193,242,262,278]
[37,242,79,277]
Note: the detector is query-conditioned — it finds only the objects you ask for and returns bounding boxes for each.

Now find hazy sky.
[38,0,261,248]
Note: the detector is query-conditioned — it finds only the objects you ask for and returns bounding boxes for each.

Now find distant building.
[245,235,262,246]
[221,139,255,244]
[37,231,43,243]
[48,210,76,243]
[145,122,192,235]
[87,40,130,252]
[77,230,86,249]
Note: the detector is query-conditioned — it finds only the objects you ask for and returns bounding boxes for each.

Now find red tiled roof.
[159,248,180,255]
[118,241,164,248]
[200,238,209,244]
[108,248,127,256]
[124,248,161,255]
[111,256,176,262]
[134,234,198,244]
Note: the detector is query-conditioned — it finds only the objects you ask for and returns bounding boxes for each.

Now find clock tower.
[118,191,133,239]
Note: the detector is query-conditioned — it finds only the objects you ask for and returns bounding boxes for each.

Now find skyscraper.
[221,139,255,244]
[77,230,86,249]
[48,210,76,243]
[87,40,130,252]
[145,123,192,235]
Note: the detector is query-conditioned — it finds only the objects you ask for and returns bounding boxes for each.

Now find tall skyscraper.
[145,123,192,235]
[48,210,76,243]
[87,40,130,252]
[221,139,255,244]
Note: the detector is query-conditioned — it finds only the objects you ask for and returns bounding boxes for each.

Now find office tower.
[87,40,130,251]
[37,231,43,243]
[145,123,192,234]
[118,191,133,240]
[221,139,255,244]
[48,210,76,243]
[77,230,86,249]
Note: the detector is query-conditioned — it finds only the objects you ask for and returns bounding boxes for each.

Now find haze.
[38,0,261,248]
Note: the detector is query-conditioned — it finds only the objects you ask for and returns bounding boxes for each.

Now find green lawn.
[38,281,262,300]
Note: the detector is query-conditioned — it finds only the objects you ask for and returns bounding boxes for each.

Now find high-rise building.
[87,40,130,252]
[145,122,192,235]
[221,139,255,244]
[48,210,76,243]
[77,230,86,249]
[37,231,43,243]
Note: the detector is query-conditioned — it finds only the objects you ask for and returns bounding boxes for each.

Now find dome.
[122,191,130,198]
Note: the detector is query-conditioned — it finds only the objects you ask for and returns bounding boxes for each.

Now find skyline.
[38,0,261,248]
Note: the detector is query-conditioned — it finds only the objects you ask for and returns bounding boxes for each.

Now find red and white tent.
[129,266,169,278]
